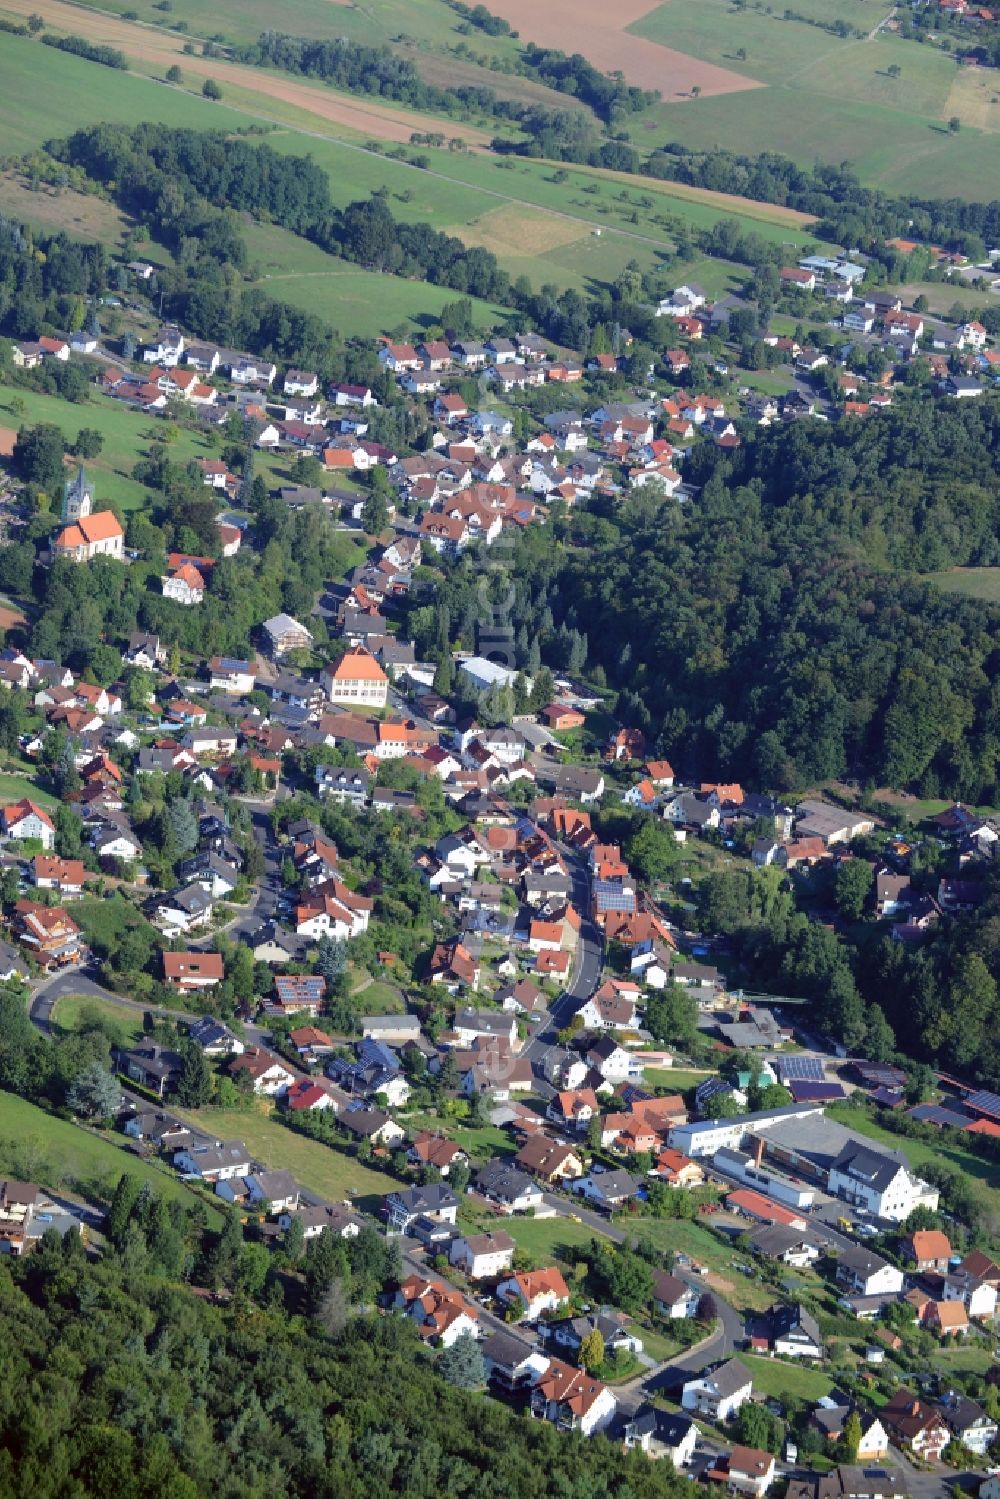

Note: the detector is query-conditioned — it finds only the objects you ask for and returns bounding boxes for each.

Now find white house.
[497,1267,570,1321]
[2,799,55,851]
[449,1231,516,1280]
[530,1361,617,1437]
[681,1359,753,1422]
[827,1143,938,1222]
[173,1141,251,1182]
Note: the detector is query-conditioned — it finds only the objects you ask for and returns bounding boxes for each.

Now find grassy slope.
[241,222,507,338]
[0,773,59,807]
[0,379,218,513]
[737,1352,834,1404]
[0,1089,224,1221]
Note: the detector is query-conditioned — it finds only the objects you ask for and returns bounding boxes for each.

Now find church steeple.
[62,464,93,524]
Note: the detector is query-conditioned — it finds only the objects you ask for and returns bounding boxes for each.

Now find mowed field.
[485,0,762,99]
[627,0,1000,199]
[924,567,1000,601]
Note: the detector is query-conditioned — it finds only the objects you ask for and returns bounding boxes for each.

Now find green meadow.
[0,379,218,513]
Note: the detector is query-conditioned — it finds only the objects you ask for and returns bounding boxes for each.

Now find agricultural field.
[0,1088,224,1221]
[924,567,1000,601]
[627,0,1000,199]
[0,379,219,513]
[174,1103,397,1209]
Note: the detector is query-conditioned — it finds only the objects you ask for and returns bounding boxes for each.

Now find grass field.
[460,1205,603,1265]
[627,0,1000,199]
[643,1068,715,1093]
[0,171,126,245]
[924,567,1000,602]
[0,772,58,808]
[0,380,219,514]
[174,1103,397,1209]
[405,1113,515,1161]
[52,993,146,1045]
[0,1088,224,1221]
[736,1352,834,1405]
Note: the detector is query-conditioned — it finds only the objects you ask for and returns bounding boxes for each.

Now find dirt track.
[2,0,492,145]
[485,0,763,99]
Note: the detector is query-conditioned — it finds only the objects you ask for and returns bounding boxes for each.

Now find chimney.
[753,1135,766,1169]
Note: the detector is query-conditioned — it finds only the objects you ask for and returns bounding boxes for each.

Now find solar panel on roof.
[965,1089,1000,1121]
[775,1055,824,1082]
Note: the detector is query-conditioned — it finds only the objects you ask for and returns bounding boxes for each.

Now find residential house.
[715,1446,776,1498]
[118,1044,183,1098]
[173,1141,251,1182]
[497,1267,571,1321]
[261,613,313,660]
[651,1269,699,1319]
[393,1275,480,1346]
[514,1137,584,1185]
[881,1390,949,1460]
[574,1168,639,1211]
[623,1408,698,1466]
[384,1183,458,1235]
[322,646,389,709]
[530,1359,617,1437]
[749,1302,823,1359]
[339,1108,404,1149]
[474,1160,544,1214]
[161,951,224,993]
[828,1143,937,1222]
[935,1392,997,1455]
[835,1247,904,1299]
[902,1229,952,1272]
[681,1358,753,1421]
[2,799,55,850]
[449,1231,516,1280]
[228,1047,296,1097]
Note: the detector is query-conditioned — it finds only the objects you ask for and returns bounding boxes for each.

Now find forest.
[0,1167,686,1499]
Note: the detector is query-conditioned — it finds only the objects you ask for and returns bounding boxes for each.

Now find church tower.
[62,465,93,524]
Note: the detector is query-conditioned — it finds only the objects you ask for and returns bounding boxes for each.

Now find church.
[51,467,124,563]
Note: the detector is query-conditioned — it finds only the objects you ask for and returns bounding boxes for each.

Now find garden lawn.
[404,1113,515,1161]
[52,993,145,1045]
[174,1103,396,1209]
[0,1089,224,1222]
[642,1067,715,1093]
[736,1352,834,1405]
